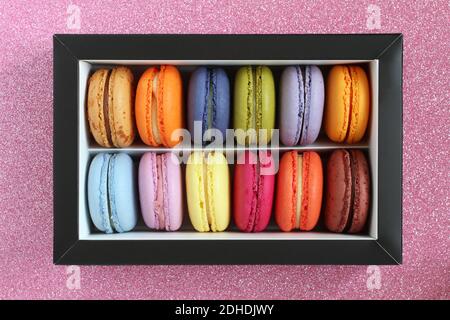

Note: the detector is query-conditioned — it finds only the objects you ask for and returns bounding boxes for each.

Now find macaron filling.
[150,72,163,145]
[99,153,114,233]
[102,70,114,147]
[293,66,305,145]
[343,150,357,232]
[299,66,312,145]
[344,66,354,142]
[147,153,172,230]
[292,66,313,145]
[255,67,262,132]
[203,154,217,231]
[246,156,262,232]
[161,154,171,230]
[155,155,165,229]
[295,154,303,229]
[203,69,217,142]
[245,66,263,135]
[107,154,123,233]
[245,66,255,132]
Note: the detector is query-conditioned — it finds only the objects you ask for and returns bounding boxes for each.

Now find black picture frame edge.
[374,34,403,264]
[53,35,79,263]
[53,34,403,265]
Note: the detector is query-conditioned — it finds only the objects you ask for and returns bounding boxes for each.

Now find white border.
[78,60,378,241]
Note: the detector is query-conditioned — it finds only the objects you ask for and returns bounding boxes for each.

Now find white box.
[78,60,378,241]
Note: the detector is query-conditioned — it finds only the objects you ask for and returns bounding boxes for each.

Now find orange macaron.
[275,151,323,232]
[135,65,183,147]
[324,65,370,144]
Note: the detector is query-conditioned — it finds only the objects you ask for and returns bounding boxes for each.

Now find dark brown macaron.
[324,149,370,233]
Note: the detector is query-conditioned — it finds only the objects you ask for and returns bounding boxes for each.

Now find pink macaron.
[138,152,183,231]
[233,150,275,232]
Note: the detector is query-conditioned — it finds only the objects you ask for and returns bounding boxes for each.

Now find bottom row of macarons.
[87,149,370,234]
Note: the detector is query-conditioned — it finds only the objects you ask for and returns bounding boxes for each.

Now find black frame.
[54,34,402,265]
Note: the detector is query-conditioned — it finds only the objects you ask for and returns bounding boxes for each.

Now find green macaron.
[234,66,275,145]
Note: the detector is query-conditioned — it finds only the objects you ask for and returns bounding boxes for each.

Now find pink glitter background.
[0,0,448,300]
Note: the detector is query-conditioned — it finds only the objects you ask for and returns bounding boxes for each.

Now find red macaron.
[233,151,275,232]
[324,149,370,233]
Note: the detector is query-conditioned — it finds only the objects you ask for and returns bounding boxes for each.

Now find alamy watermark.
[168,121,280,175]
[67,4,81,30]
[66,265,81,290]
[366,4,381,30]
[366,265,381,290]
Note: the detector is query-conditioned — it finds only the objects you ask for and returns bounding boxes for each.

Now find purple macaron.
[138,152,183,231]
[280,65,324,146]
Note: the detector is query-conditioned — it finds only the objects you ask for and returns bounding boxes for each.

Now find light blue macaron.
[87,153,138,233]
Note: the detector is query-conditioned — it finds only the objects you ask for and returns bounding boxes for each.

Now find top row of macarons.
[87,65,370,148]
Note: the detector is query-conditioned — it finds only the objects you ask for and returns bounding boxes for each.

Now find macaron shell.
[303,66,325,145]
[300,151,323,230]
[233,66,251,134]
[259,66,275,144]
[324,149,352,232]
[347,150,370,233]
[275,151,297,232]
[159,65,183,147]
[187,67,208,142]
[186,152,210,232]
[138,152,158,229]
[213,68,231,138]
[87,69,112,147]
[253,152,275,231]
[233,152,255,231]
[206,152,230,231]
[164,152,183,231]
[87,153,113,233]
[324,65,352,142]
[135,67,159,146]
[346,66,370,143]
[280,66,304,146]
[107,67,135,147]
[234,151,275,232]
[108,153,138,232]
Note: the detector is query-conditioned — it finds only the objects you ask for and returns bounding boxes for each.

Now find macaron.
[324,65,370,144]
[188,67,230,144]
[135,65,183,147]
[87,153,138,233]
[87,67,135,147]
[275,151,323,232]
[186,151,230,232]
[324,149,370,233]
[233,151,275,232]
[234,66,275,145]
[138,152,183,231]
[280,65,325,146]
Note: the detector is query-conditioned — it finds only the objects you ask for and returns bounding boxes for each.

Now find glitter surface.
[0,0,449,299]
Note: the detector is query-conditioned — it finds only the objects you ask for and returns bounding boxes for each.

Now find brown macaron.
[87,67,135,147]
[324,149,370,233]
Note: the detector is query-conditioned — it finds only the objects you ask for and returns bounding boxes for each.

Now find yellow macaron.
[324,65,370,144]
[186,151,230,232]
